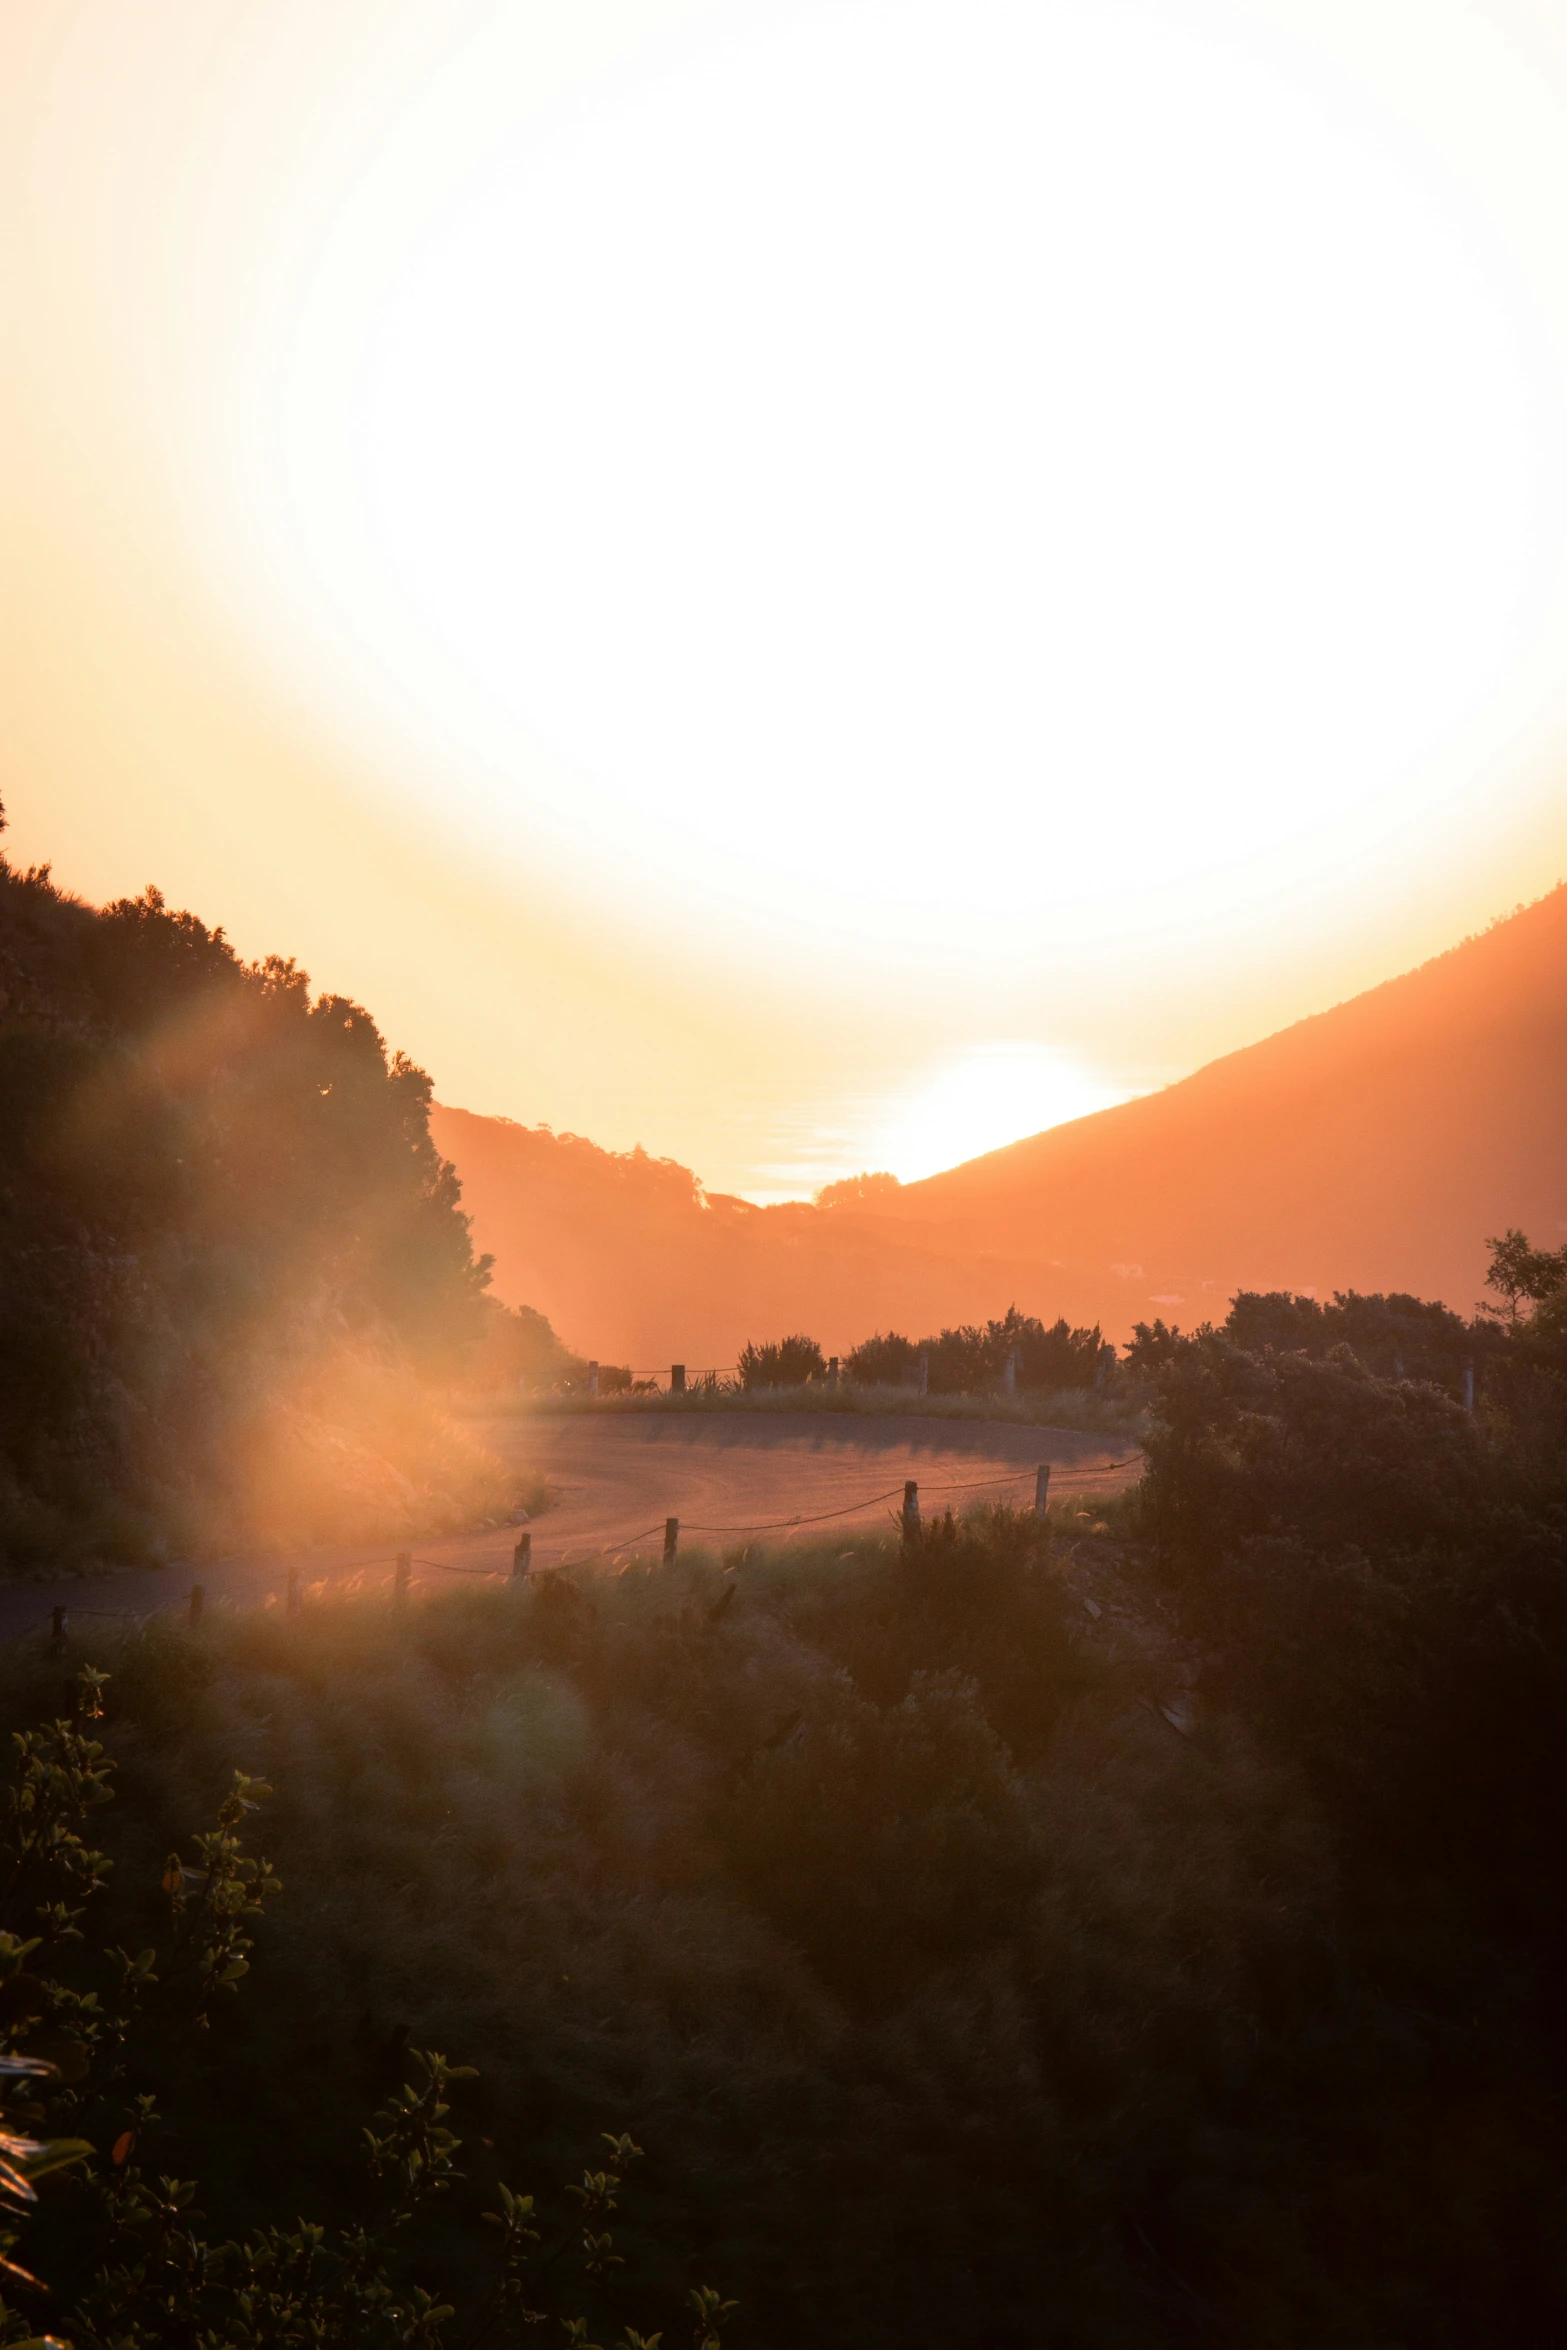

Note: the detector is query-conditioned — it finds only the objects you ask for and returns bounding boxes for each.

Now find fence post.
[1003,1347,1017,1396]
[917,1347,929,1398]
[827,1356,839,1390]
[49,1606,67,1656]
[1463,1357,1475,1414]
[1034,1463,1052,1520]
[394,1552,411,1606]
[663,1517,679,1565]
[901,1480,920,1545]
[670,1363,686,1395]
[512,1530,532,1582]
[286,1567,302,1622]
[1095,1342,1115,1394]
[588,1360,600,1399]
[188,1584,205,1630]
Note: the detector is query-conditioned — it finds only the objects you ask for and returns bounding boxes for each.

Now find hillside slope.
[434,887,1567,1361]
[898,883,1567,1307]
[426,1110,1075,1369]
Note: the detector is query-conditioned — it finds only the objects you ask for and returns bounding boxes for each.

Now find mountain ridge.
[433,884,1567,1360]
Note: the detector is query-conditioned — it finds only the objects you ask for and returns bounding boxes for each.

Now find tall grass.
[471,1382,1147,1437]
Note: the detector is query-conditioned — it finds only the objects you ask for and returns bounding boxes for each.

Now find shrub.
[0,1665,734,2350]
[841,1330,917,1386]
[1224,1286,1476,1392]
[846,1310,1103,1394]
[736,1335,825,1389]
[1139,1259,1567,1943]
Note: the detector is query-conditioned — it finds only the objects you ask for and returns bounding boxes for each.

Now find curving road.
[512,1410,1140,1562]
[0,1412,1142,1641]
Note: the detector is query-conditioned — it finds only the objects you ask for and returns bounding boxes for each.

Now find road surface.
[0,1412,1142,1641]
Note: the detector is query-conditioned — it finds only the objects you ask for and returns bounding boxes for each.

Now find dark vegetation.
[844,1307,1105,1394]
[0,1664,734,2349]
[0,1232,1563,2342]
[735,1335,825,1390]
[9,821,1567,2339]
[0,817,542,1567]
[1128,1284,1478,1391]
[711,1312,1107,1399]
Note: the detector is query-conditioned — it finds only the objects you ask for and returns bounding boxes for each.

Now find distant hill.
[427,1110,1066,1371]
[433,886,1567,1362]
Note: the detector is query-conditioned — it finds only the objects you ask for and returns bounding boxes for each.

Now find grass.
[466,1381,1148,1438]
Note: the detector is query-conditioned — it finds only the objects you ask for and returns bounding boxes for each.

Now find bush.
[736,1334,825,1389]
[1139,1250,1567,1946]
[1,1469,1560,2344]
[845,1309,1103,1394]
[6,1234,1567,2340]
[1224,1286,1476,1392]
[841,1330,918,1386]
[0,1665,734,2350]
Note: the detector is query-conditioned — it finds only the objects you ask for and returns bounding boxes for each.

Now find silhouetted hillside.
[901,882,1567,1306]
[427,1108,1080,1368]
[436,887,1567,1360]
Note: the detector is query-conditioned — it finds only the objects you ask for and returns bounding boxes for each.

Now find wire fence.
[11,1454,1143,1637]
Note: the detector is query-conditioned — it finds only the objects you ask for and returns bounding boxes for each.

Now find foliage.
[2,1336,1561,2350]
[735,1335,825,1390]
[1138,1232,1567,2014]
[0,1667,733,2350]
[6,1087,1567,2343]
[1120,1314,1183,1375]
[838,1329,917,1387]
[1126,1285,1480,1395]
[844,1307,1103,1394]
[1482,1224,1567,1321]
[0,826,517,1566]
[1224,1286,1476,1391]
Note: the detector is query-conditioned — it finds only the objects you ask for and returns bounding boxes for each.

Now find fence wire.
[14,1455,1142,1629]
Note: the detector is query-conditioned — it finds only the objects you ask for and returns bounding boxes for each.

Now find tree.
[1483,1228,1567,1324]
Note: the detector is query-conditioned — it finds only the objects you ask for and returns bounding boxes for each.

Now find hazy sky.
[8,0,1567,1198]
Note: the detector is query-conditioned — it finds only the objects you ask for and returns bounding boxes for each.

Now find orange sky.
[8,0,1567,1200]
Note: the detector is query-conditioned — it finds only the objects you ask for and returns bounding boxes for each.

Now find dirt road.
[0,1412,1142,1642]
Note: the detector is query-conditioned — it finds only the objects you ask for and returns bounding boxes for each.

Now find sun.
[262,0,1564,991]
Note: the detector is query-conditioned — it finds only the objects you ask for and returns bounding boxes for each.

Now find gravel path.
[0,1412,1142,1642]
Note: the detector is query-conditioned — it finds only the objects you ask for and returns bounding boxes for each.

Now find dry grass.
[470,1381,1147,1438]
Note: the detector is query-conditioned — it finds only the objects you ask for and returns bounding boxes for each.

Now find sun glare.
[856,1043,1130,1187]
[260,0,1566,986]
